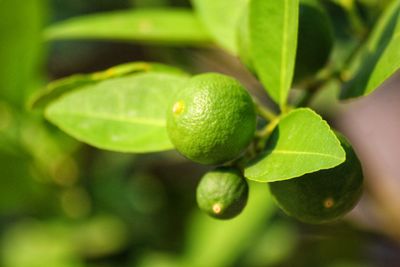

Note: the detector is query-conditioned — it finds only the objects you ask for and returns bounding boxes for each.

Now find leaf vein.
[266,149,343,160]
[50,111,165,127]
[280,0,289,106]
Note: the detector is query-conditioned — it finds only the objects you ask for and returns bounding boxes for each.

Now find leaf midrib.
[247,149,344,179]
[264,149,344,161]
[279,0,289,107]
[47,110,165,127]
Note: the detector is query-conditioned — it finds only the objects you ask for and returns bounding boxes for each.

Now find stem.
[253,98,277,121]
[335,0,367,39]
[256,118,279,140]
[294,67,340,108]
[232,142,256,171]
[234,116,280,170]
[295,90,315,108]
[231,99,279,170]
[339,26,372,82]
[347,1,367,39]
[294,80,323,107]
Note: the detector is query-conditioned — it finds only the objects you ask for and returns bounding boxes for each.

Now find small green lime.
[196,167,249,219]
[269,133,363,224]
[166,73,256,165]
[294,0,334,83]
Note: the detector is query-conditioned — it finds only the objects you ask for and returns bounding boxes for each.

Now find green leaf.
[191,0,248,54]
[29,62,186,110]
[44,8,211,45]
[341,0,400,99]
[0,0,46,107]
[45,72,189,153]
[248,0,299,108]
[245,108,345,182]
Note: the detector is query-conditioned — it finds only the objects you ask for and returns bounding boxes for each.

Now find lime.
[269,133,363,224]
[196,167,249,219]
[294,0,334,83]
[166,73,256,165]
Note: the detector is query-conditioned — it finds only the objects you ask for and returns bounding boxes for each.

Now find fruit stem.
[233,117,280,170]
[256,118,279,141]
[295,67,340,107]
[253,98,277,121]
[346,1,368,39]
[332,0,367,39]
[295,86,319,108]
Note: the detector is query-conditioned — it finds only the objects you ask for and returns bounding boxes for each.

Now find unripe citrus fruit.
[166,73,256,165]
[196,167,249,219]
[269,133,363,224]
[294,0,334,83]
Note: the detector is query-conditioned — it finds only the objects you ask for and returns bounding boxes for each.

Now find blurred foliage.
[0,0,46,107]
[1,0,400,267]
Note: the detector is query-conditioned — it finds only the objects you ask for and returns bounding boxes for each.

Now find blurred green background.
[1,0,400,266]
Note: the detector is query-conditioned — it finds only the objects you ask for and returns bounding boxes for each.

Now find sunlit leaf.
[45,72,189,153]
[30,62,186,109]
[245,108,345,182]
[246,0,299,109]
[44,8,211,45]
[341,0,400,99]
[191,0,248,54]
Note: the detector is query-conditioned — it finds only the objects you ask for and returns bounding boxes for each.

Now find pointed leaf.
[245,108,345,182]
[29,62,186,109]
[191,0,248,54]
[341,0,400,99]
[45,72,189,153]
[248,0,299,108]
[44,8,211,45]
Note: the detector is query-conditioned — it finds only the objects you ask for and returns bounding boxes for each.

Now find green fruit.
[294,0,334,83]
[269,133,363,224]
[196,167,249,219]
[166,73,256,165]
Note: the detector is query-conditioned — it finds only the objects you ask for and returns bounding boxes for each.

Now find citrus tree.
[30,0,399,226]
[24,0,400,256]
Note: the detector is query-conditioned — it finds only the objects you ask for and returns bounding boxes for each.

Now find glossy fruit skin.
[196,167,249,219]
[293,0,334,83]
[166,73,256,165]
[269,133,363,224]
